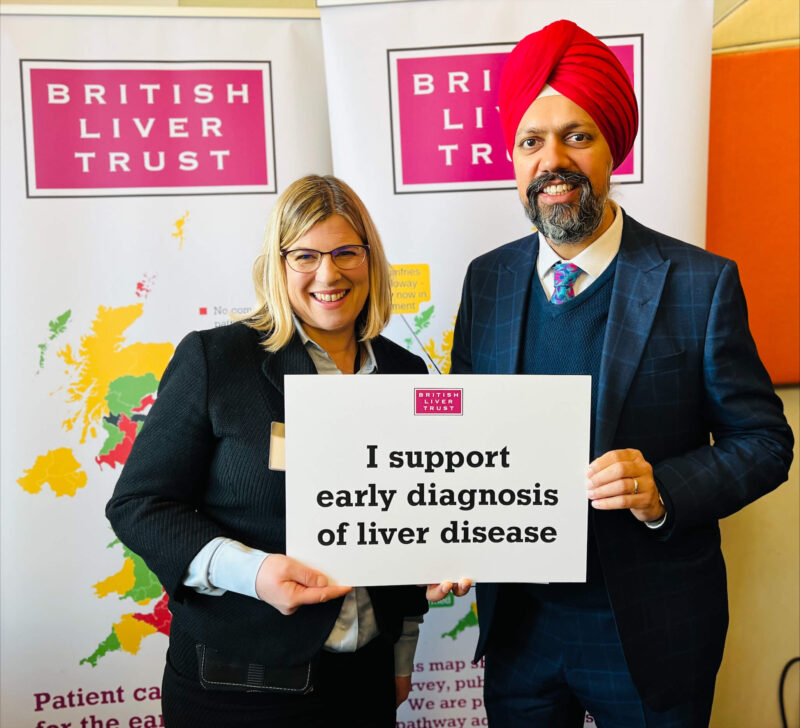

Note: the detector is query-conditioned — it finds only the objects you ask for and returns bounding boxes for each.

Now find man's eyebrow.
[515,121,594,139]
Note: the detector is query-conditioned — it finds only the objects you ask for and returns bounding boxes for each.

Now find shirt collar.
[292,315,377,374]
[536,199,623,279]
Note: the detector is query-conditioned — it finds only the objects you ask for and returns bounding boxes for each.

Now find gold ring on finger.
[633,478,639,495]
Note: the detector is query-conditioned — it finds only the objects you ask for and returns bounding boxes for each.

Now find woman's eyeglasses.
[282,244,369,273]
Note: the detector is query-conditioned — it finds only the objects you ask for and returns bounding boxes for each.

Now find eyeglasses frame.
[281,244,370,273]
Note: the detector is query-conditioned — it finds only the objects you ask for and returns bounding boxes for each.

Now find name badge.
[269,421,285,471]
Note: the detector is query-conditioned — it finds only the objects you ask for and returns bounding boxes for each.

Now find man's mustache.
[526,170,593,200]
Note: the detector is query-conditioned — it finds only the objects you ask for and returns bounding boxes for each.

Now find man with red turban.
[448,19,792,728]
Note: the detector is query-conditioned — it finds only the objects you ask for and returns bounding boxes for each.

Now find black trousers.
[162,630,396,728]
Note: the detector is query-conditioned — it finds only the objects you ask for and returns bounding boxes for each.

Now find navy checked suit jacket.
[450,210,793,711]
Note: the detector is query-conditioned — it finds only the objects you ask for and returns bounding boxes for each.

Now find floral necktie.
[551,262,582,305]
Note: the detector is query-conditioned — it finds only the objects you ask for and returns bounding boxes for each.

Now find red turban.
[499,19,638,169]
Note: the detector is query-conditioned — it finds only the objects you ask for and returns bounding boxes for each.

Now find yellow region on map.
[93,557,136,599]
[114,613,158,655]
[17,447,88,497]
[59,304,174,443]
[391,264,431,314]
[423,316,456,374]
[172,211,190,250]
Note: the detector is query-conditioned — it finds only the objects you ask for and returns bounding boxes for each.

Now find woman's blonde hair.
[240,175,393,351]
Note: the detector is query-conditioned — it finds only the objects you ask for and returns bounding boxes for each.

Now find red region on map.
[132,591,172,635]
[132,394,156,412]
[96,414,138,469]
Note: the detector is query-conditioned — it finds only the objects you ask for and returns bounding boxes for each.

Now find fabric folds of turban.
[499,19,638,170]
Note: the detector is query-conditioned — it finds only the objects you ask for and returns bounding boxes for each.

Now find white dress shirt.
[536,199,623,301]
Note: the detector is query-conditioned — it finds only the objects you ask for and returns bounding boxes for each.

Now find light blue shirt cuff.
[184,537,269,600]
[184,537,228,595]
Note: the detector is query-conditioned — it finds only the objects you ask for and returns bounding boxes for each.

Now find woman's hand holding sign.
[256,554,352,615]
[426,579,473,602]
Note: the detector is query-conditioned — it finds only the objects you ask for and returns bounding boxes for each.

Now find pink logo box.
[415,388,463,416]
[21,61,275,197]
[388,37,641,193]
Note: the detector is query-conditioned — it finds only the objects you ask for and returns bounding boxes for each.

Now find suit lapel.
[254,331,316,421]
[496,235,538,374]
[595,215,670,454]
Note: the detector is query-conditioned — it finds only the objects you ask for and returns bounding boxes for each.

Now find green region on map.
[80,630,121,668]
[49,310,72,339]
[118,540,163,603]
[37,309,72,370]
[98,419,126,456]
[442,605,479,640]
[413,305,434,334]
[105,373,159,418]
[98,374,158,457]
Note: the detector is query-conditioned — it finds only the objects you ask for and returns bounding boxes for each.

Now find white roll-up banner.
[319,1,711,726]
[1,11,331,727]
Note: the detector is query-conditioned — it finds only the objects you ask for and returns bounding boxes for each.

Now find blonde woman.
[107,176,430,727]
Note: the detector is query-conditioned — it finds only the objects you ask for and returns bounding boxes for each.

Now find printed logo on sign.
[415,388,463,416]
[388,37,642,194]
[20,60,276,197]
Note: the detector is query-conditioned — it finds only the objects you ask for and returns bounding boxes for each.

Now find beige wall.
[714,386,800,728]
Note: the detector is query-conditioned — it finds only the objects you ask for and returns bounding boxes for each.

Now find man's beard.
[524,170,608,244]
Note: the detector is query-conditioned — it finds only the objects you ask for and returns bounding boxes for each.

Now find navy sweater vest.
[521,258,616,607]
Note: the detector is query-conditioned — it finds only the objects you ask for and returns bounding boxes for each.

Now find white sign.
[285,374,590,586]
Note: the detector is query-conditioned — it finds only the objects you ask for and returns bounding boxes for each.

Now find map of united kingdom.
[17,300,174,667]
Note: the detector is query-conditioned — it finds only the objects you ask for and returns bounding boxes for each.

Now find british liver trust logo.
[21,61,276,197]
[415,388,463,416]
[388,37,642,193]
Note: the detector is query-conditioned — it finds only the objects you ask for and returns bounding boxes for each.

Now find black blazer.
[106,322,429,668]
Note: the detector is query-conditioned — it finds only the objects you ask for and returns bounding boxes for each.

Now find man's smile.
[541,182,575,195]
[537,180,580,204]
